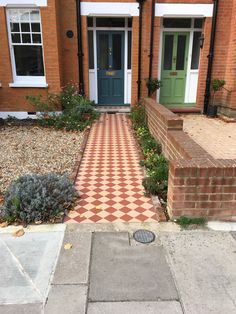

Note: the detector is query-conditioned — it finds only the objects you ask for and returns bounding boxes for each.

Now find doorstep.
[95,105,131,113]
[169,107,201,114]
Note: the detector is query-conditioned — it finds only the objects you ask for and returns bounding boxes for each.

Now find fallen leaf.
[95,205,102,211]
[68,210,77,215]
[0,222,8,228]
[35,220,42,225]
[13,228,25,237]
[64,243,73,250]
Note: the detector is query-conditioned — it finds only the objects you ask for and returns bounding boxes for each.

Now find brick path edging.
[142,98,236,221]
[70,127,91,184]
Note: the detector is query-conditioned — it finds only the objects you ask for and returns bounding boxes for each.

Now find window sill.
[9,82,48,88]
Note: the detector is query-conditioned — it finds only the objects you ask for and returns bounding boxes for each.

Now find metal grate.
[133,230,155,244]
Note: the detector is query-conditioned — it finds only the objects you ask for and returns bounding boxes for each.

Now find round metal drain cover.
[133,229,155,244]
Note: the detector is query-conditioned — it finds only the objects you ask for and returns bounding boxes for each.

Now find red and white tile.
[65,114,158,223]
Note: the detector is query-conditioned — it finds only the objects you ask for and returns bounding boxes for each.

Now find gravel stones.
[0,125,83,195]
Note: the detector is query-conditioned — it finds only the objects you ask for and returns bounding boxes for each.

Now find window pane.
[87,17,93,27]
[163,35,173,70]
[9,10,19,22]
[112,34,121,70]
[191,32,201,69]
[30,10,40,21]
[32,34,41,43]
[11,33,21,43]
[20,11,30,21]
[128,31,132,69]
[96,18,125,27]
[31,23,41,32]
[163,18,191,28]
[128,18,132,28]
[194,18,203,28]
[88,31,94,69]
[14,45,44,76]
[176,35,186,70]
[99,34,109,69]
[21,23,30,32]
[22,33,31,43]
[11,22,20,32]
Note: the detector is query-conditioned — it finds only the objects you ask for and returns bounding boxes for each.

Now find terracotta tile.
[65,114,158,224]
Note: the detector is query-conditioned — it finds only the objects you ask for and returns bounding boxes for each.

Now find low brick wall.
[142,98,236,221]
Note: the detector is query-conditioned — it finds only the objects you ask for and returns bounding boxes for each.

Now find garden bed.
[0,124,83,196]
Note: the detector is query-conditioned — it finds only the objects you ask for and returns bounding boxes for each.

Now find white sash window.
[7,8,47,87]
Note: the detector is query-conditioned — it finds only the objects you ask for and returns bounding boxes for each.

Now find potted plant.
[207,79,226,117]
[145,77,161,97]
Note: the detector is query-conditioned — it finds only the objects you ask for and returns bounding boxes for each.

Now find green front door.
[97,31,124,105]
[160,32,189,105]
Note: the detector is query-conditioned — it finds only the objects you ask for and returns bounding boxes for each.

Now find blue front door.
[97,31,124,105]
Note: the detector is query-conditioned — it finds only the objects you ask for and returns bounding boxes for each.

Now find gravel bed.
[0,125,84,195]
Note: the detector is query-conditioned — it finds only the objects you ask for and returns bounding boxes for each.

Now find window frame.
[6,8,47,87]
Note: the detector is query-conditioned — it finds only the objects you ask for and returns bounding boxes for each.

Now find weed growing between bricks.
[130,104,169,206]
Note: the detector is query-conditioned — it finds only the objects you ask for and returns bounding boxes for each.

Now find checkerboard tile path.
[65,114,157,223]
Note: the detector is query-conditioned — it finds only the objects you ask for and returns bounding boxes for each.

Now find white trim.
[81,2,139,16]
[9,82,48,88]
[0,0,47,6]
[0,112,37,119]
[155,4,214,17]
[0,111,61,119]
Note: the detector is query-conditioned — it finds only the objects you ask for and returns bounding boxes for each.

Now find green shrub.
[130,103,169,200]
[136,126,162,156]
[130,104,146,129]
[27,83,99,131]
[142,154,168,198]
[145,77,161,95]
[0,173,77,224]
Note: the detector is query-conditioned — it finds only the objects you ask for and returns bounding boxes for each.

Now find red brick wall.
[208,0,236,116]
[0,0,235,114]
[0,0,61,112]
[143,98,236,221]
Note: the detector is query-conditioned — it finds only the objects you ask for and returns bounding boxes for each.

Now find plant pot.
[207,105,218,117]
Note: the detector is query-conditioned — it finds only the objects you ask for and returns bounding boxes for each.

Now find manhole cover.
[133,229,155,244]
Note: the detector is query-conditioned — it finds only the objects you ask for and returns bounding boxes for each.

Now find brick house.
[0,0,235,118]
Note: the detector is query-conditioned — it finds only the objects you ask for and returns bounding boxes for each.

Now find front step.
[169,107,201,114]
[95,106,131,113]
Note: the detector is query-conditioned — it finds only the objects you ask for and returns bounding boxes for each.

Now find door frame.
[157,18,203,106]
[88,17,132,105]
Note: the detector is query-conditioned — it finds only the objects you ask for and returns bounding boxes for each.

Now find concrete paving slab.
[160,231,236,314]
[89,232,178,302]
[0,231,63,304]
[52,231,92,284]
[0,303,42,314]
[0,239,42,304]
[44,285,87,314]
[87,301,183,314]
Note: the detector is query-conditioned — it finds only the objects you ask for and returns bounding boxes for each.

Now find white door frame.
[88,17,132,104]
[157,18,203,105]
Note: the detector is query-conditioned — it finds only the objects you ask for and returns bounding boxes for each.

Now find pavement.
[0,223,236,314]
